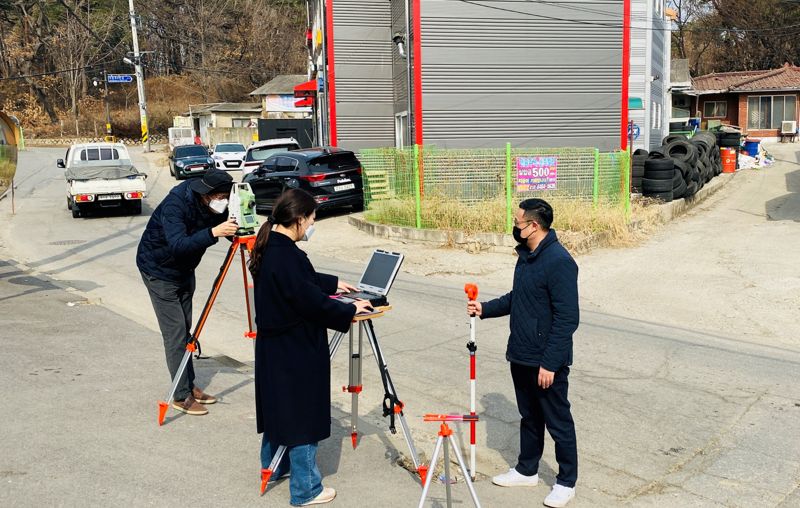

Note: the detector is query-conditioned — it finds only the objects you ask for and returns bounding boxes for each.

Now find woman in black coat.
[249,189,372,506]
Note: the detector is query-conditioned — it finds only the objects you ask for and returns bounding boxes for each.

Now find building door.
[395,112,408,148]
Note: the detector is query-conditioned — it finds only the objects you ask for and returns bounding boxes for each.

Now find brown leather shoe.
[172,395,208,415]
[192,386,217,404]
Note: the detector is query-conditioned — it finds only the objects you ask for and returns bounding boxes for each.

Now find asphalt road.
[1,145,799,507]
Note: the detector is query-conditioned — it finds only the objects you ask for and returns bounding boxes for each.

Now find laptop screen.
[359,251,402,294]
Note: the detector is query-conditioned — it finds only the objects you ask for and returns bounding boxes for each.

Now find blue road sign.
[107,74,134,84]
[628,123,641,140]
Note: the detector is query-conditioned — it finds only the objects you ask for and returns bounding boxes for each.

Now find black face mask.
[513,226,529,244]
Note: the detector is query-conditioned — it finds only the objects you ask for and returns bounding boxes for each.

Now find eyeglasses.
[513,219,535,228]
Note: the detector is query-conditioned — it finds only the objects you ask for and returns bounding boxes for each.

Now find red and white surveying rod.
[464,283,479,480]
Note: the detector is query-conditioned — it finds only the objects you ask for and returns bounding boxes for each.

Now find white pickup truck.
[57,143,147,218]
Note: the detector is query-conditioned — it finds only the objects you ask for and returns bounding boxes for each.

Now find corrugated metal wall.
[628,0,671,151]
[391,0,410,116]
[419,0,624,150]
[629,0,649,151]
[332,0,395,150]
[649,5,670,149]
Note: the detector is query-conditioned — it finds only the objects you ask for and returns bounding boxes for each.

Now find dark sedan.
[242,147,364,213]
[168,145,215,179]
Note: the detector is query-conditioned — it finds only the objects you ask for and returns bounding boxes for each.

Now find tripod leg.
[417,436,444,508]
[447,434,482,508]
[347,324,361,449]
[192,239,239,342]
[260,445,288,495]
[157,345,193,425]
[363,320,423,472]
[240,244,257,340]
[328,330,345,360]
[443,435,453,508]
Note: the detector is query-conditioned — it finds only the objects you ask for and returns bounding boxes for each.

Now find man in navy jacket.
[468,198,579,508]
[137,169,238,416]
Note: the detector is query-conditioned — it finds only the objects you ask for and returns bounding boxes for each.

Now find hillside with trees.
[672,0,800,76]
[0,0,307,137]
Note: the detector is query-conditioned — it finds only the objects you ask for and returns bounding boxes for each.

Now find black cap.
[189,168,233,195]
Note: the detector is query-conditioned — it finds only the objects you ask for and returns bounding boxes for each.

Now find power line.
[179,65,254,76]
[456,0,800,35]
[0,63,108,81]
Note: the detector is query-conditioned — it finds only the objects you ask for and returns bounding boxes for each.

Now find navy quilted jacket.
[136,180,226,283]
[481,229,579,371]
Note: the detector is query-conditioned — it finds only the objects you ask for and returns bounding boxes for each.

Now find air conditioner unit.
[781,121,797,134]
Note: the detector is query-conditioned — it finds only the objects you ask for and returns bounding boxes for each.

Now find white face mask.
[208,198,228,214]
[301,224,315,242]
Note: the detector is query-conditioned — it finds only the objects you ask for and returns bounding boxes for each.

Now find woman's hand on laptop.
[353,299,374,314]
[337,281,358,294]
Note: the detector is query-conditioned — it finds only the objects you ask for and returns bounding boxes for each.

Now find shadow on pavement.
[766,168,800,222]
[0,274,60,303]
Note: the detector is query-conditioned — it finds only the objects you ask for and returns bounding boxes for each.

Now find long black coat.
[254,231,355,446]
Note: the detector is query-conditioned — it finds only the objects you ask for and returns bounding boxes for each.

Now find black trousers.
[141,272,196,401]
[510,362,578,487]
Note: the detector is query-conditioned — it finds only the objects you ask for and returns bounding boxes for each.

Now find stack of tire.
[641,152,675,202]
[640,132,725,203]
[632,149,647,193]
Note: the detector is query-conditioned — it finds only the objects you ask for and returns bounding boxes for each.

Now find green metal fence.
[358,144,630,234]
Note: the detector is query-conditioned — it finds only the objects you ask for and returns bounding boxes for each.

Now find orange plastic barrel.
[721,147,736,173]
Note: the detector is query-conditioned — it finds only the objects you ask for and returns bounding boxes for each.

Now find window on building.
[703,101,727,119]
[651,101,657,129]
[748,95,797,130]
[232,118,251,128]
[657,103,662,129]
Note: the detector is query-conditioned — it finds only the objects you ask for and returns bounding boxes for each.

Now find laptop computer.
[337,249,404,307]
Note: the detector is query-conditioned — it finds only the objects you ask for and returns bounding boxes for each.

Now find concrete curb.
[650,172,734,222]
[350,173,737,253]
[348,215,518,253]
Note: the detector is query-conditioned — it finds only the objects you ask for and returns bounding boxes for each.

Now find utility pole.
[128,0,150,152]
[103,70,112,140]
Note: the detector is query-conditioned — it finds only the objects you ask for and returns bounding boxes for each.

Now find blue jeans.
[261,434,323,506]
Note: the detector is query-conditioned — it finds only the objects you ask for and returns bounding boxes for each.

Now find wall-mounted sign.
[628,123,641,140]
[516,156,558,192]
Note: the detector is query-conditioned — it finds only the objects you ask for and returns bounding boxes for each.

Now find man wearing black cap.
[137,169,239,416]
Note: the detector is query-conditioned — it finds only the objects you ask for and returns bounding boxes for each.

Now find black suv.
[169,145,215,179]
[242,147,364,213]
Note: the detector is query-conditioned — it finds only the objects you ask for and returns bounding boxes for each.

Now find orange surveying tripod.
[157,234,257,426]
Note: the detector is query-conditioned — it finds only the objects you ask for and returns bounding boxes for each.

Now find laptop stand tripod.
[261,308,428,494]
[157,234,257,426]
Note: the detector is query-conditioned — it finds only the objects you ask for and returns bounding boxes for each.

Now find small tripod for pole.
[418,414,482,508]
[157,234,257,426]
[464,283,479,480]
[261,308,428,495]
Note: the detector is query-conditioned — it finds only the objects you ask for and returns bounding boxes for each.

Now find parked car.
[168,144,214,179]
[58,142,147,218]
[242,147,364,213]
[242,138,301,176]
[210,142,247,170]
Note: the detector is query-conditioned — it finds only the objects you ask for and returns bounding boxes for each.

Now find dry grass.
[8,75,213,139]
[365,195,665,250]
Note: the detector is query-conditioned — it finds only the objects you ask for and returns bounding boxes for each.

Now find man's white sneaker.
[300,487,336,506]
[491,468,539,487]
[544,484,575,507]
